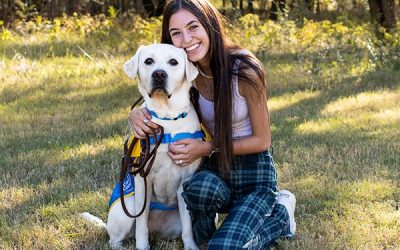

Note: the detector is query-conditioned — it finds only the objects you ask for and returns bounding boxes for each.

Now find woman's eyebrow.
[169,20,199,32]
[185,20,198,27]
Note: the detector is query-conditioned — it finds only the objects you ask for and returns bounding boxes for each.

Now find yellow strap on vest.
[128,123,211,158]
[128,134,141,157]
[201,124,213,142]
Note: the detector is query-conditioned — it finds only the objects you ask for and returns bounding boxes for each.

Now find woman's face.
[169,9,210,65]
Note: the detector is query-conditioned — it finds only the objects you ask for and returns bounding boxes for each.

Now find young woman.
[129,0,296,248]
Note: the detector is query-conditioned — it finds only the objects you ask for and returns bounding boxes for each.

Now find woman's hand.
[129,107,159,139]
[168,139,211,167]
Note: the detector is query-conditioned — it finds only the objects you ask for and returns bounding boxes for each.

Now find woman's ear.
[123,45,144,79]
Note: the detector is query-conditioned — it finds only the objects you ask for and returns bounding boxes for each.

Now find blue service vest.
[109,173,178,211]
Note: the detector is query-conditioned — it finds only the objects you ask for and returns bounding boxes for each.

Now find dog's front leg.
[177,182,198,250]
[135,175,152,250]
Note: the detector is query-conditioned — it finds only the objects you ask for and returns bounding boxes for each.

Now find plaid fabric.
[182,150,290,249]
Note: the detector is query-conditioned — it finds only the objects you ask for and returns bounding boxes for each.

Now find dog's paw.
[136,246,150,250]
[184,245,199,250]
[136,241,150,250]
[109,241,124,250]
[183,241,198,250]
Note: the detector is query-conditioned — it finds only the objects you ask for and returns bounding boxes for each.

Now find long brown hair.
[161,0,266,175]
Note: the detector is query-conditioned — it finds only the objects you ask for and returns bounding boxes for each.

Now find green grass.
[1,16,399,249]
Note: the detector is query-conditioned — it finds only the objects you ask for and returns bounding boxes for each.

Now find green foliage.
[0,26,14,41]
[14,0,39,21]
[1,13,399,249]
[107,6,117,20]
[229,14,400,76]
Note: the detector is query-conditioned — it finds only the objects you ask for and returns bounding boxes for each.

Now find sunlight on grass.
[295,117,349,134]
[337,179,396,203]
[269,90,321,112]
[372,108,400,124]
[93,106,131,129]
[295,89,400,137]
[322,90,400,115]
[60,136,123,161]
[17,225,71,249]
[0,187,41,209]
[39,188,109,221]
[292,178,400,249]
[30,188,111,248]
[293,174,328,197]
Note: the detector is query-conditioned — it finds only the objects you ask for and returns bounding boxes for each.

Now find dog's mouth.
[149,87,171,99]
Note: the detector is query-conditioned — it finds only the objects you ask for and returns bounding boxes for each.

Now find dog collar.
[148,130,204,145]
[147,109,188,121]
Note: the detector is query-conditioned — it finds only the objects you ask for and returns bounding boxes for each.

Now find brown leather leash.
[118,96,165,218]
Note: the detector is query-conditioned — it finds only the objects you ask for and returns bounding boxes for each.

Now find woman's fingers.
[167,151,190,167]
[129,107,161,139]
[140,108,159,130]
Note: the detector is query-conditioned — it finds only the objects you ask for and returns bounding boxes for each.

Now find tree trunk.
[368,0,396,32]
[305,0,314,12]
[1,0,4,23]
[154,0,165,16]
[135,0,144,15]
[316,0,320,17]
[260,0,268,11]
[248,0,253,12]
[49,0,54,19]
[270,0,285,20]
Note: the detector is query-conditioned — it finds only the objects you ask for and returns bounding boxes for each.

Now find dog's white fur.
[82,44,201,250]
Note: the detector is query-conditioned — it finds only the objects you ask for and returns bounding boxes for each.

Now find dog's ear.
[123,45,144,79]
[184,53,199,82]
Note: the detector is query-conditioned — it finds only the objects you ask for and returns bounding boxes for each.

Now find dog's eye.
[144,58,154,65]
[169,59,178,66]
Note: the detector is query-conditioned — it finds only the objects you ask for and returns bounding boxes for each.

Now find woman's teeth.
[186,43,200,52]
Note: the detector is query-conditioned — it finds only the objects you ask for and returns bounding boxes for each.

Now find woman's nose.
[182,32,192,43]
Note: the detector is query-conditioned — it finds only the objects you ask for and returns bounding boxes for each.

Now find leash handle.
[119,137,144,218]
[119,126,164,218]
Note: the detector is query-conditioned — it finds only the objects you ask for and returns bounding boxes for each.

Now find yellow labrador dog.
[82,44,202,250]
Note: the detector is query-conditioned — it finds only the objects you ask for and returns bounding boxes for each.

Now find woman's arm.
[168,69,272,164]
[232,68,272,155]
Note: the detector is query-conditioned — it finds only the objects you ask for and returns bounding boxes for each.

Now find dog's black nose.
[152,70,167,82]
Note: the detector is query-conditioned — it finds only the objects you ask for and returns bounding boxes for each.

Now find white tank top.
[197,59,252,139]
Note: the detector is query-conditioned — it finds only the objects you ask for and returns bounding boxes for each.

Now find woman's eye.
[189,25,198,31]
[144,58,154,65]
[171,32,180,37]
[169,59,178,66]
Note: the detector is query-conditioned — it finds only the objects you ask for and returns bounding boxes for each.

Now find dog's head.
[123,44,198,108]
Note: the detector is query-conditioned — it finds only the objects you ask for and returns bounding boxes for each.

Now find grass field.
[0,14,399,249]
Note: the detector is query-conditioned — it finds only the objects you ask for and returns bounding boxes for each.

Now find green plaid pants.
[182,150,291,249]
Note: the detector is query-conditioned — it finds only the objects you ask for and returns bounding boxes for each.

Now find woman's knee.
[182,171,230,212]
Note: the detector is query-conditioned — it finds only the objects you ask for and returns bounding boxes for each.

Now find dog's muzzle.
[149,69,170,98]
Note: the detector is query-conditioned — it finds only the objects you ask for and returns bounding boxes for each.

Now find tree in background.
[0,0,398,32]
[368,0,397,33]
[269,0,286,20]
